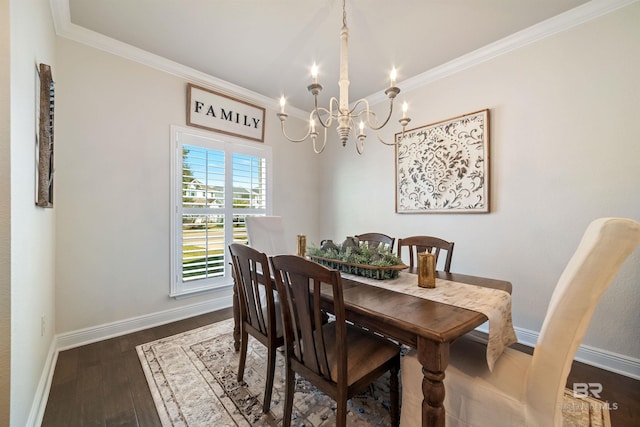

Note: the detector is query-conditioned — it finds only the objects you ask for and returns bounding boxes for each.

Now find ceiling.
[65,0,592,112]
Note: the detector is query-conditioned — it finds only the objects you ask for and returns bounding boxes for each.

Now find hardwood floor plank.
[70,362,104,427]
[123,348,162,427]
[99,337,125,362]
[50,346,79,383]
[118,329,156,353]
[76,341,102,368]
[41,377,77,426]
[41,346,79,425]
[102,356,139,427]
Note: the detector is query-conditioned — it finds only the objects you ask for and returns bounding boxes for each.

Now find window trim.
[170,125,272,298]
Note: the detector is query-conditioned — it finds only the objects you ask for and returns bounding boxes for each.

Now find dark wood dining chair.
[355,232,395,251]
[228,243,284,413]
[397,235,455,272]
[271,255,400,427]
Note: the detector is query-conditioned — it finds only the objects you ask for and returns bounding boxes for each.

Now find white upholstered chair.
[400,217,640,427]
[245,215,289,255]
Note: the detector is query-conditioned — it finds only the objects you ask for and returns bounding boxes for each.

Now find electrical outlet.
[41,315,46,336]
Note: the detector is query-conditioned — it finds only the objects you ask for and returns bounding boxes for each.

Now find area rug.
[136,319,611,426]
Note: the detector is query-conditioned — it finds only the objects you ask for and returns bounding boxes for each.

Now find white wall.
[54,37,320,334]
[0,0,11,424]
[8,0,58,425]
[320,3,640,364]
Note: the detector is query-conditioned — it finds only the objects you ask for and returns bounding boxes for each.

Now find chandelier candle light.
[277,0,411,154]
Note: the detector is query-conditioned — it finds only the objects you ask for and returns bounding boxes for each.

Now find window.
[171,126,272,297]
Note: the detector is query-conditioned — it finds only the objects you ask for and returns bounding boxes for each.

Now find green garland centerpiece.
[307,237,407,280]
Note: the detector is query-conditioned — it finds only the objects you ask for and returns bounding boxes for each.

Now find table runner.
[342,271,517,371]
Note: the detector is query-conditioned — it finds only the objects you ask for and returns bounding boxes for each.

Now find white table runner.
[342,271,517,371]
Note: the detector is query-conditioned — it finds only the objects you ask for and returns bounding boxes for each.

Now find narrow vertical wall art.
[36,63,55,208]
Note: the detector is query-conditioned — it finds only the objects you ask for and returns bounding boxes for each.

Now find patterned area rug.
[137,319,611,426]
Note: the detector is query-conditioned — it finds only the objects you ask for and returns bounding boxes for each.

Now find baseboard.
[56,288,233,351]
[474,324,640,380]
[27,338,58,427]
[30,290,234,426]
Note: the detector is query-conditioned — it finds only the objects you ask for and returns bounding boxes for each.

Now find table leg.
[417,336,450,427]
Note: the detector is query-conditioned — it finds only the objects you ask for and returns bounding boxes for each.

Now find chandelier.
[276,0,411,154]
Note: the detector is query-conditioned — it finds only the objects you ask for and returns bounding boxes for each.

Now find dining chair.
[271,255,401,427]
[245,215,289,255]
[355,232,396,251]
[228,243,284,413]
[397,235,455,272]
[399,217,640,427]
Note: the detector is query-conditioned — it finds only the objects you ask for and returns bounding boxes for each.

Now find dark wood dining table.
[232,270,512,427]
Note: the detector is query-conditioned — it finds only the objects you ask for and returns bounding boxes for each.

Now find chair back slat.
[272,256,346,384]
[290,270,322,373]
[229,244,276,337]
[248,262,267,333]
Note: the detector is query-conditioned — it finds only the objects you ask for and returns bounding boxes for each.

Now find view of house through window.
[171,128,271,296]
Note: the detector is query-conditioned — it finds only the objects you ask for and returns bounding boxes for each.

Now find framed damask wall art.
[395,109,489,213]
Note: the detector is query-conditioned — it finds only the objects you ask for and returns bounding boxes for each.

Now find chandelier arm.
[312,127,328,154]
[330,96,341,114]
[349,98,395,131]
[355,135,365,154]
[313,98,338,129]
[279,120,312,143]
[348,98,368,116]
[374,127,407,146]
[369,99,395,131]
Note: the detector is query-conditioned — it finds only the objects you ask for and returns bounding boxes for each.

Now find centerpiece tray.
[308,255,408,280]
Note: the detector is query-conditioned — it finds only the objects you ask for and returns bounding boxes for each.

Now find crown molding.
[48,0,309,120]
[48,0,638,122]
[365,0,639,106]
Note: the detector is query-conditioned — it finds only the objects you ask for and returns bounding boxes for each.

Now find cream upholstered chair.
[245,215,289,255]
[243,216,289,307]
[400,217,640,427]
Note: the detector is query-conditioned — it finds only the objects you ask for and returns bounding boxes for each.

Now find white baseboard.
[56,288,233,351]
[27,338,58,427]
[475,324,640,380]
[29,290,234,426]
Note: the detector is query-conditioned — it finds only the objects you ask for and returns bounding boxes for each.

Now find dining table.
[232,269,513,427]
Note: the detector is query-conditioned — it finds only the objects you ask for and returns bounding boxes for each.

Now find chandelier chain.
[342,0,347,28]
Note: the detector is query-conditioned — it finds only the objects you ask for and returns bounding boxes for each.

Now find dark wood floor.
[42,308,638,426]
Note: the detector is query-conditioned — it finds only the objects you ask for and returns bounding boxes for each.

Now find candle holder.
[297,235,307,258]
[418,252,436,288]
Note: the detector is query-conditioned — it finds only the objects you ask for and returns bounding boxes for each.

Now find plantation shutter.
[171,127,271,297]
